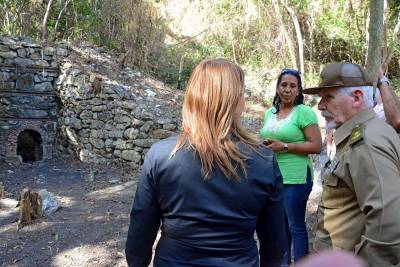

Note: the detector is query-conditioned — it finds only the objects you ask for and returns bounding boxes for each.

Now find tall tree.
[281,0,305,74]
[366,0,384,86]
[52,0,72,41]
[41,0,54,42]
[271,0,297,68]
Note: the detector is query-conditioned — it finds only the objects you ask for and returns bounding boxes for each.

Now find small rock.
[38,189,60,216]
[35,174,46,184]
[145,89,156,97]
[108,178,119,184]
[0,51,17,59]
[84,170,97,182]
[5,155,22,166]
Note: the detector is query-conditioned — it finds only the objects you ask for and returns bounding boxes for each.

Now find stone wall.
[0,37,68,162]
[0,37,181,167]
[56,44,181,168]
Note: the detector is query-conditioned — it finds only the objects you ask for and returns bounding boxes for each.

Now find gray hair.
[338,86,375,108]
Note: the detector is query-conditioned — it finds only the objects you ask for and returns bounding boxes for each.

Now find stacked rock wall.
[0,37,68,162]
[0,38,181,168]
[56,45,181,168]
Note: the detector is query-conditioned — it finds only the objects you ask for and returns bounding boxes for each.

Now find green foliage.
[391,78,400,96]
[0,0,42,38]
[310,1,367,65]
[149,41,228,89]
[1,0,400,98]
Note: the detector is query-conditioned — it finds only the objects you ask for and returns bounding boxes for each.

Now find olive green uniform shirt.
[314,109,400,267]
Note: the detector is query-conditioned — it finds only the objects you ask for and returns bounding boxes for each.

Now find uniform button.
[388,255,399,265]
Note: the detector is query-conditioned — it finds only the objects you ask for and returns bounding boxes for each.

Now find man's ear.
[351,89,364,108]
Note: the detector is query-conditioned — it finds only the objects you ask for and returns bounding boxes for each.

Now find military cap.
[304,62,373,94]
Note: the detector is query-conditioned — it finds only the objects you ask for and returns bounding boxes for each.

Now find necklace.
[277,106,294,120]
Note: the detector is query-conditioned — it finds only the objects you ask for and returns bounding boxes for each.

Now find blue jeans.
[282,167,313,265]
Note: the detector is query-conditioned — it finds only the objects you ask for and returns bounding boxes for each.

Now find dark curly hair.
[272,68,304,114]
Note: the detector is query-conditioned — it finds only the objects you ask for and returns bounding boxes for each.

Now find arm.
[125,151,161,267]
[378,69,400,132]
[350,140,400,263]
[256,158,286,267]
[378,82,400,132]
[267,124,322,154]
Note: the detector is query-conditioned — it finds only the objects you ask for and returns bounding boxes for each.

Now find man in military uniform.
[304,62,400,267]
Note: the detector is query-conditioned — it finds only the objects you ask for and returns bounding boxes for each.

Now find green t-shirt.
[260,104,318,184]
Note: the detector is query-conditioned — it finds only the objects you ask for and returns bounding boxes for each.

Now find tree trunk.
[177,53,185,90]
[52,0,71,41]
[366,0,384,87]
[2,3,10,33]
[309,2,315,72]
[364,3,370,65]
[382,14,400,73]
[281,0,305,74]
[271,0,297,68]
[231,39,237,64]
[41,0,54,42]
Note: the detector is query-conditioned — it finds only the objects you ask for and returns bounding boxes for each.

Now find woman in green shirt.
[260,69,322,265]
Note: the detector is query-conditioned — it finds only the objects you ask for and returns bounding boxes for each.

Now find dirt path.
[0,156,321,267]
[0,156,138,267]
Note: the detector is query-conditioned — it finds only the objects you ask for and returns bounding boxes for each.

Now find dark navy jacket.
[125,136,286,267]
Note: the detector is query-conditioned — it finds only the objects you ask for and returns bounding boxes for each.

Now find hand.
[263,139,272,145]
[266,139,285,152]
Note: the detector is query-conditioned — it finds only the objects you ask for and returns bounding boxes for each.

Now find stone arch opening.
[17,130,43,162]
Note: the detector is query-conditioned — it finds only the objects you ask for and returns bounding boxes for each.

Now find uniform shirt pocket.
[321,173,347,209]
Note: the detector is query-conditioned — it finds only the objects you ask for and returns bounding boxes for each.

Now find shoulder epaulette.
[349,124,364,146]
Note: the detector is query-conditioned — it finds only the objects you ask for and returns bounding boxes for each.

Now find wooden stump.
[17,188,42,230]
[0,182,4,199]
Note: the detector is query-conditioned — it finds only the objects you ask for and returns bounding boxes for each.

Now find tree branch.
[41,0,54,42]
[52,0,72,41]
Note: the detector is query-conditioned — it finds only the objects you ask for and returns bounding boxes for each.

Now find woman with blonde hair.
[126,59,286,267]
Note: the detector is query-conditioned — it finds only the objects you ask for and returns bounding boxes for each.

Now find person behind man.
[304,62,400,267]
[373,66,400,131]
[125,59,286,267]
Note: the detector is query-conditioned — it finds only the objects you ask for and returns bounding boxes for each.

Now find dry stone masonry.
[56,44,181,169]
[0,37,68,163]
[0,37,181,169]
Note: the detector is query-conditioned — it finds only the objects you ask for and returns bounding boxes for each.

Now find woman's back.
[126,136,285,267]
[125,59,286,267]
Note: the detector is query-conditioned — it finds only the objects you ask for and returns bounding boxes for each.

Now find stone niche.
[0,37,68,164]
[0,120,57,163]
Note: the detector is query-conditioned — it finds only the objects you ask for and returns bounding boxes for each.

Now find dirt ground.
[0,155,138,267]
[0,158,321,267]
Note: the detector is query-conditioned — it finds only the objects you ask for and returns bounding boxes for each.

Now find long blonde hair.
[172,59,261,180]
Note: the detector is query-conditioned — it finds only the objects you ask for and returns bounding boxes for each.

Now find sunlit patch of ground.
[85,181,137,201]
[52,245,126,267]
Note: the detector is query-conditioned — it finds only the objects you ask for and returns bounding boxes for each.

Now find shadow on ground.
[0,155,138,267]
[0,149,322,267]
